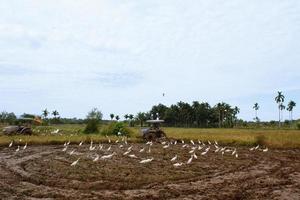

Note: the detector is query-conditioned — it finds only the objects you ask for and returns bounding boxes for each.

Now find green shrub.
[101,122,133,137]
[297,122,300,130]
[84,119,100,134]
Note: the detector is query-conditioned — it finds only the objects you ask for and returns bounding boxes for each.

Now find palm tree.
[287,101,296,122]
[279,103,286,123]
[136,112,146,127]
[115,115,120,121]
[253,103,259,122]
[124,114,129,121]
[275,91,285,126]
[52,110,59,119]
[42,109,49,119]
[110,114,114,121]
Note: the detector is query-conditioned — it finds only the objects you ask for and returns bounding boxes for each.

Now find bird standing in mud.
[140,157,154,164]
[71,158,80,166]
[9,141,13,148]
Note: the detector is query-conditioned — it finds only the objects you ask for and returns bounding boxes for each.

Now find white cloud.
[0,0,300,120]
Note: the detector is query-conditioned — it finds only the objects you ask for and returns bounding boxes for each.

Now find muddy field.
[0,141,300,200]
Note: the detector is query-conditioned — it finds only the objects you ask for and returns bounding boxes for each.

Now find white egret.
[51,129,60,134]
[123,150,131,155]
[174,140,177,145]
[201,151,208,156]
[193,153,198,159]
[93,154,99,162]
[181,140,185,144]
[101,152,116,160]
[139,147,145,153]
[173,162,183,167]
[232,149,236,155]
[23,143,27,150]
[263,147,268,152]
[163,144,170,149]
[62,146,68,152]
[190,140,195,145]
[187,155,193,164]
[208,140,211,145]
[139,157,154,164]
[189,149,195,154]
[255,145,259,150]
[9,141,13,148]
[119,144,124,148]
[170,155,178,162]
[15,146,20,152]
[79,141,83,146]
[69,149,75,155]
[71,158,80,166]
[107,145,112,151]
[129,154,138,159]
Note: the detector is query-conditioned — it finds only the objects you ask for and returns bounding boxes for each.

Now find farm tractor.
[142,118,166,141]
[2,116,42,135]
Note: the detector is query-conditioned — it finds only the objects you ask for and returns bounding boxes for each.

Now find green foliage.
[84,119,99,134]
[83,108,103,134]
[0,111,17,125]
[102,122,133,137]
[297,122,300,130]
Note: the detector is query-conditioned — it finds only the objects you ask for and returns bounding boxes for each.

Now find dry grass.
[1,124,300,148]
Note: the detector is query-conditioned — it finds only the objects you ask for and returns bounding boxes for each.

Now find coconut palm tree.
[136,112,146,127]
[124,114,129,121]
[287,101,296,122]
[253,103,259,122]
[275,91,285,126]
[115,115,120,121]
[279,103,285,123]
[42,109,49,119]
[52,110,59,119]
[110,114,114,121]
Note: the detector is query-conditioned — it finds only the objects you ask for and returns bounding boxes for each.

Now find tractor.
[142,119,166,141]
[2,116,42,135]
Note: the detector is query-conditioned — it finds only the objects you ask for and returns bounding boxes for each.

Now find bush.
[102,122,133,137]
[297,122,300,130]
[84,119,100,134]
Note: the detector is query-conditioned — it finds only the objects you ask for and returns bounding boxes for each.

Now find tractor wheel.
[20,128,33,135]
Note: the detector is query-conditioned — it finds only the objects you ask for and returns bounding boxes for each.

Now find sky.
[0,0,300,121]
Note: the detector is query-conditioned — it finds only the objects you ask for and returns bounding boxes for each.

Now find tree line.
[135,101,240,128]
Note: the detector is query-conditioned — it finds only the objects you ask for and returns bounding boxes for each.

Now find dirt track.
[0,142,300,200]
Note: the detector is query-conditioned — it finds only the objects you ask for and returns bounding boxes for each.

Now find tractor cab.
[142,115,166,141]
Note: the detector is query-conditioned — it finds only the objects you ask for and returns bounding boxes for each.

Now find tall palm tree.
[110,114,114,121]
[42,109,49,119]
[279,103,286,123]
[253,103,259,121]
[115,115,120,121]
[287,101,296,122]
[275,91,285,126]
[124,114,129,121]
[52,110,59,119]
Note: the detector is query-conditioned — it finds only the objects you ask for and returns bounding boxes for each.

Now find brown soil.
[0,142,299,200]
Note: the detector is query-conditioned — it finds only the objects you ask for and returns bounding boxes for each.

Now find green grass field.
[1,124,300,148]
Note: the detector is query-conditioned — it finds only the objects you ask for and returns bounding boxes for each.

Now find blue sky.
[0,0,300,121]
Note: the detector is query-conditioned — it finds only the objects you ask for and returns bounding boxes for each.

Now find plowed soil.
[0,142,299,200]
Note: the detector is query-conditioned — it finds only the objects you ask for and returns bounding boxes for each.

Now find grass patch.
[1,124,300,148]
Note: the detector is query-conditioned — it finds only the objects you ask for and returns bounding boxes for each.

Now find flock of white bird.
[7,136,268,168]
